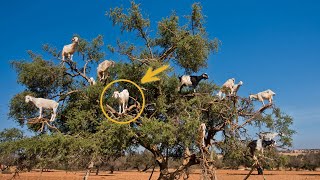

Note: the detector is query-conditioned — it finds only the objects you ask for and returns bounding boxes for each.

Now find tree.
[0,128,23,143]
[106,2,294,179]
[5,1,294,180]
[125,150,156,172]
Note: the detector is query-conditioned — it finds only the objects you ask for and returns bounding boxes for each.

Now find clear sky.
[0,0,319,149]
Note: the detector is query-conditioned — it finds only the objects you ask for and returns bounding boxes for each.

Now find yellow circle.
[100,79,145,124]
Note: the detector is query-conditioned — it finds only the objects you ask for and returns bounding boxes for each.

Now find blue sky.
[1,0,319,149]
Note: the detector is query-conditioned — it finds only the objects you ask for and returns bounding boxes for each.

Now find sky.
[0,0,319,149]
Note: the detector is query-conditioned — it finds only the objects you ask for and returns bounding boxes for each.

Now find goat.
[217,78,235,98]
[178,73,209,93]
[248,132,279,159]
[25,95,59,122]
[246,131,279,176]
[89,77,96,86]
[248,139,276,157]
[62,37,79,61]
[259,132,280,141]
[247,139,276,175]
[112,89,129,114]
[249,89,276,106]
[198,123,206,148]
[231,81,243,95]
[97,60,115,82]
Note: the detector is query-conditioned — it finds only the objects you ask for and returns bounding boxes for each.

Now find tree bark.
[142,165,152,172]
[83,161,94,180]
[95,166,100,175]
[83,169,90,180]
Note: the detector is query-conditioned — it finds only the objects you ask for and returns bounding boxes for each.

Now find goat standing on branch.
[25,95,59,122]
[231,80,243,95]
[247,133,278,175]
[259,132,280,142]
[217,78,235,99]
[178,73,209,93]
[249,89,276,106]
[62,36,79,61]
[88,77,96,86]
[112,89,129,114]
[248,139,276,158]
[97,60,115,82]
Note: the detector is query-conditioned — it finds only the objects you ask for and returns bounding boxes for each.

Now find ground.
[1,169,320,180]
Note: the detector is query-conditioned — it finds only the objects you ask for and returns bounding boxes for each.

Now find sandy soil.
[1,169,320,180]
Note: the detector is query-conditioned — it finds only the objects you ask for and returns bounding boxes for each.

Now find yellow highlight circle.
[100,79,145,124]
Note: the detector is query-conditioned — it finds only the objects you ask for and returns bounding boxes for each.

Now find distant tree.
[287,155,304,170]
[0,128,24,170]
[4,1,295,180]
[286,153,320,171]
[302,153,320,170]
[275,154,289,170]
[0,128,23,143]
[126,150,155,172]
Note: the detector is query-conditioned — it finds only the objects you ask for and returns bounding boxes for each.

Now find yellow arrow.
[141,64,170,84]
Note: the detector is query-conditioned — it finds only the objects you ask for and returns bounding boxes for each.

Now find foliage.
[286,153,320,171]
[0,128,24,143]
[3,1,295,180]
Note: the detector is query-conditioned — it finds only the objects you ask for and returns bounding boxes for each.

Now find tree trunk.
[83,161,94,180]
[83,169,90,180]
[158,153,201,180]
[257,166,263,175]
[149,165,156,180]
[137,139,200,179]
[110,165,114,174]
[158,162,170,180]
[142,164,152,172]
[134,166,140,172]
[95,166,100,175]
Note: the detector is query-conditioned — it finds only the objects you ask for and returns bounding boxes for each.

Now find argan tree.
[5,1,294,180]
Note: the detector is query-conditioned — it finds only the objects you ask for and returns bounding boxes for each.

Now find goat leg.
[39,107,43,119]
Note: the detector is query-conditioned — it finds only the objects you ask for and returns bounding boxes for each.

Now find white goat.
[97,60,115,82]
[112,89,129,114]
[259,132,279,141]
[25,95,59,122]
[217,78,235,98]
[231,81,243,95]
[88,77,96,86]
[62,36,79,61]
[198,123,206,148]
[249,89,276,106]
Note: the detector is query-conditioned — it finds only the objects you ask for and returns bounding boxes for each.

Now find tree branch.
[105,96,141,117]
[58,57,91,83]
[83,60,90,77]
[138,28,154,59]
[236,104,273,129]
[52,90,80,101]
[159,45,176,61]
[26,117,60,132]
